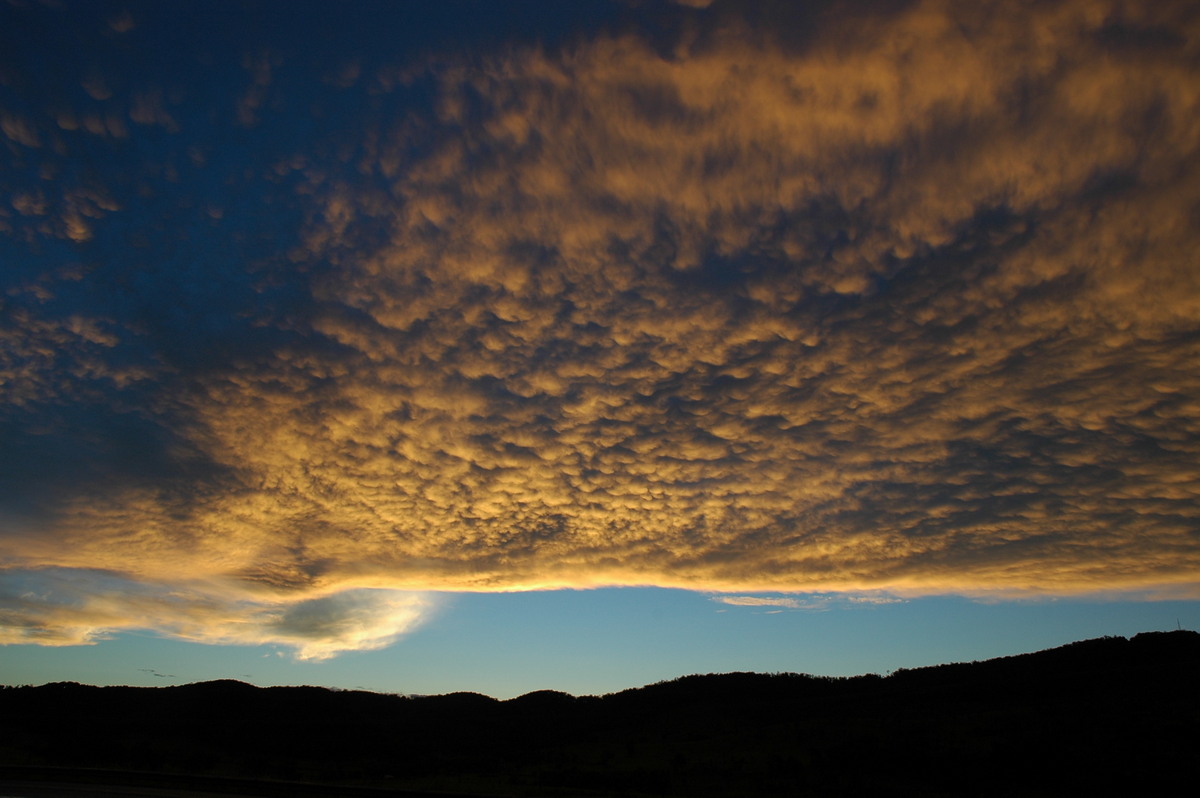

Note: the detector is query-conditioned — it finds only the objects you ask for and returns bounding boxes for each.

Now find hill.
[2,631,1197,796]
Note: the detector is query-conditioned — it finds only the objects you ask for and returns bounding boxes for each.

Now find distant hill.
[2,631,1197,797]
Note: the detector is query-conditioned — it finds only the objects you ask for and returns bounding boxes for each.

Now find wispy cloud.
[715,597,806,609]
[713,594,907,611]
[2,0,1199,653]
[846,596,905,606]
[0,568,434,660]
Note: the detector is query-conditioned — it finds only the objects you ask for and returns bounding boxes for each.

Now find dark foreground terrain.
[2,631,1197,797]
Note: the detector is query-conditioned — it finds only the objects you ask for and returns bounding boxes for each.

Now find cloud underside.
[3,0,1200,653]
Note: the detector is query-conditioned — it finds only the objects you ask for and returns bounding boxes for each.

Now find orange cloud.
[2,0,1199,654]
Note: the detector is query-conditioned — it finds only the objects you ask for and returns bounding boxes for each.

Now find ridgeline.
[2,631,1197,797]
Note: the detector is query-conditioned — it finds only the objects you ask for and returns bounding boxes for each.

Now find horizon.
[3,0,1199,700]
[11,627,1199,699]
[6,588,1197,699]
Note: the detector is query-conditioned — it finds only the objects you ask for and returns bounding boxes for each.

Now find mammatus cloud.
[2,0,1199,654]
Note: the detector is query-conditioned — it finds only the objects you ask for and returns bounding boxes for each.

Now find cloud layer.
[2,0,1199,654]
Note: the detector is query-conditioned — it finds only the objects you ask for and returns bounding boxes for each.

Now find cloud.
[2,0,1199,651]
[268,590,435,661]
[713,594,906,611]
[0,568,434,660]
[715,597,805,609]
[846,596,905,606]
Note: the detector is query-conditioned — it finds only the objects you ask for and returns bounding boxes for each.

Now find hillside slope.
[2,631,1197,796]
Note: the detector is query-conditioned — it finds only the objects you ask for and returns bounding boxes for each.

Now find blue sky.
[2,0,1199,696]
[6,588,1197,698]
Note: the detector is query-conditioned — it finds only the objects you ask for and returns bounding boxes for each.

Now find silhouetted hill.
[2,631,1197,797]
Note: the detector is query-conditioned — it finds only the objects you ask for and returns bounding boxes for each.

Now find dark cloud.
[2,0,1199,655]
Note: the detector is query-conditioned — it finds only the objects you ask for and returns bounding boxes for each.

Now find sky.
[1,0,1199,699]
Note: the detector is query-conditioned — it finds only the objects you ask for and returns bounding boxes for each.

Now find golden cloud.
[2,0,1199,654]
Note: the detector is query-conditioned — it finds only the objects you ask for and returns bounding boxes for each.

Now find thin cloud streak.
[2,0,1199,653]
[713,594,907,611]
[716,597,806,609]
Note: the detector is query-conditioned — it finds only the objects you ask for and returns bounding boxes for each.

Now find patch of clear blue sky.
[3,589,1197,699]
